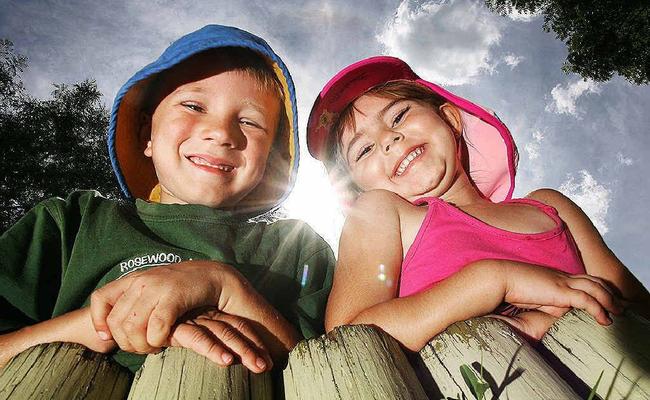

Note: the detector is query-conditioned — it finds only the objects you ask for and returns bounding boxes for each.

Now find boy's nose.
[380,131,404,153]
[200,121,246,149]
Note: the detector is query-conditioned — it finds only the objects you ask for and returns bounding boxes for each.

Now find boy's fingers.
[194,318,268,373]
[170,323,233,367]
[90,282,129,340]
[122,299,161,353]
[147,301,184,348]
[197,313,273,370]
[106,288,145,353]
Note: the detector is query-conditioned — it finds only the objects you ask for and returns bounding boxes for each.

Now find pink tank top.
[399,197,586,297]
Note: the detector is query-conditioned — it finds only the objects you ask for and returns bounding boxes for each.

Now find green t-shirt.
[0,191,334,372]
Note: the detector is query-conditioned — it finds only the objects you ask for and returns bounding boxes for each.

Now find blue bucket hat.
[107,24,299,210]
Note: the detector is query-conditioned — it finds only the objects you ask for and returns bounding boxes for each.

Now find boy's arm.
[90,261,300,365]
[0,308,115,368]
[325,191,619,351]
[528,189,650,317]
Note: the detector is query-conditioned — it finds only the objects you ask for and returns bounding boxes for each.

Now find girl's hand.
[496,260,623,325]
[491,310,560,341]
[168,308,273,373]
[89,260,241,353]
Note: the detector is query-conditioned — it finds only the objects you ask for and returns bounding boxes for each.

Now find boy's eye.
[240,119,264,130]
[355,144,373,162]
[182,103,204,113]
[392,106,410,127]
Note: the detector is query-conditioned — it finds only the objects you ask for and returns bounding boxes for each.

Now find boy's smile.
[143,58,280,208]
[340,94,462,202]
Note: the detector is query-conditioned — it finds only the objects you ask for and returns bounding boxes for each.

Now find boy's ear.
[140,112,153,158]
[439,103,463,139]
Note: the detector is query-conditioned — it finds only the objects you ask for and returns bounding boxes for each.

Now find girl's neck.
[439,170,488,208]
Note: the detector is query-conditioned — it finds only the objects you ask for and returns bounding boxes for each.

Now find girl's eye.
[182,103,204,112]
[392,106,410,127]
[355,144,373,162]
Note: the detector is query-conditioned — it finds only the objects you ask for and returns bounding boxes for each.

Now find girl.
[306,56,650,350]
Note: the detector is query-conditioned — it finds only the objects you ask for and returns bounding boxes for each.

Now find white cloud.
[506,8,541,22]
[524,129,544,160]
[503,53,524,69]
[559,170,611,235]
[616,152,634,166]
[546,78,601,117]
[377,0,504,85]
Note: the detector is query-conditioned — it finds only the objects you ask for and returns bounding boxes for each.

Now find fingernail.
[256,357,267,370]
[97,331,111,341]
[221,353,233,364]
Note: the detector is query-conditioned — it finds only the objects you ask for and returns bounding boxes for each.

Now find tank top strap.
[503,197,563,225]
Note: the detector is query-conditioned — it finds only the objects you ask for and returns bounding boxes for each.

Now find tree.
[0,40,121,232]
[485,0,650,84]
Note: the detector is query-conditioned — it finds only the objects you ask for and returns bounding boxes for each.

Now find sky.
[1,0,649,288]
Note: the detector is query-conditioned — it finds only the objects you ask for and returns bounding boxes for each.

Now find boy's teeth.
[396,147,423,176]
[190,156,233,172]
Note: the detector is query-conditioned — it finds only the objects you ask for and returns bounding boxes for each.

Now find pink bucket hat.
[307,56,517,203]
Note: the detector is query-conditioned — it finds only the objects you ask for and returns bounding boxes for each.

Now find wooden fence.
[1,310,648,399]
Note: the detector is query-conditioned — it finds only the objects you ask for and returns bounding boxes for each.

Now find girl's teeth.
[396,147,423,176]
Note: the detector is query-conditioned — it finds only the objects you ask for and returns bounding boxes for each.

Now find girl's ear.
[439,103,463,139]
[140,112,153,158]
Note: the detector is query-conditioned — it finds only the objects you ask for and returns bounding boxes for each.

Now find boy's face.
[144,59,280,208]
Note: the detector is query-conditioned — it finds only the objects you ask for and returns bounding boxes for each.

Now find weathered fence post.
[541,309,650,400]
[127,347,272,400]
[283,325,427,400]
[0,342,131,400]
[414,317,580,399]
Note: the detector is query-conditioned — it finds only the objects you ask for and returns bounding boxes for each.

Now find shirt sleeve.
[293,239,335,340]
[0,192,90,333]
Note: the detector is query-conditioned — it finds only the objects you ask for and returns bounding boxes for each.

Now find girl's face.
[339,94,462,202]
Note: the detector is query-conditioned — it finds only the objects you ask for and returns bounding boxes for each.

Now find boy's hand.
[169,308,273,373]
[90,260,240,353]
[0,308,116,368]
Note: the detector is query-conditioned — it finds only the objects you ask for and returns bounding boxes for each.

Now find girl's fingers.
[569,274,623,312]
[566,288,611,325]
[193,318,270,373]
[170,323,234,367]
[567,276,621,315]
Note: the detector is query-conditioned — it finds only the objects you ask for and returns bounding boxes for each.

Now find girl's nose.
[381,131,404,153]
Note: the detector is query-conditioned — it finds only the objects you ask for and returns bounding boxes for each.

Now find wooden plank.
[127,347,272,400]
[415,317,579,399]
[0,342,131,400]
[283,325,427,400]
[541,309,650,400]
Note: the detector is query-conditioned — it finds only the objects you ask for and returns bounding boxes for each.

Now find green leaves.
[485,0,650,84]
[0,41,121,232]
[460,364,490,400]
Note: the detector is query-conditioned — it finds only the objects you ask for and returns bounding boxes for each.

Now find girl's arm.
[0,308,116,368]
[528,189,650,317]
[326,190,620,351]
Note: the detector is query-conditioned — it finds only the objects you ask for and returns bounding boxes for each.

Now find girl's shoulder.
[525,188,574,211]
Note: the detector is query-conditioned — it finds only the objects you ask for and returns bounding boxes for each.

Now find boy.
[0,25,334,374]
